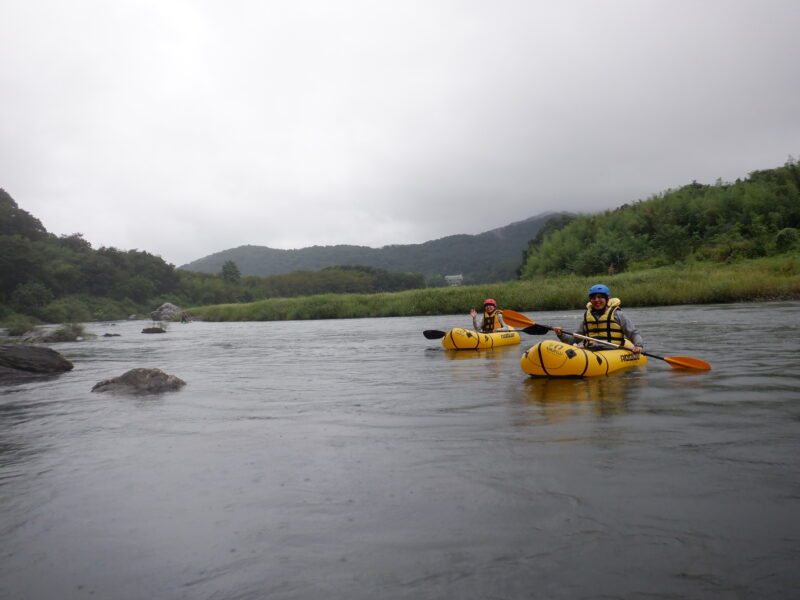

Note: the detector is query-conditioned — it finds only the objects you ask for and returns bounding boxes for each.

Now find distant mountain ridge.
[180,213,563,284]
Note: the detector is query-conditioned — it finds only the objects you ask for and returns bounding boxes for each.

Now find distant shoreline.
[188,254,800,322]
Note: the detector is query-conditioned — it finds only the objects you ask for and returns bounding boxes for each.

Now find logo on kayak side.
[545,343,566,357]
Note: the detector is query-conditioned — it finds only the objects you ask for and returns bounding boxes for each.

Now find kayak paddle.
[502,309,711,370]
[423,327,517,340]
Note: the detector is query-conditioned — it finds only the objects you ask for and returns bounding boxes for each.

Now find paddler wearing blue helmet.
[553,284,645,356]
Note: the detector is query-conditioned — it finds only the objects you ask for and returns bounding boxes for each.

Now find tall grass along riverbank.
[189,255,800,322]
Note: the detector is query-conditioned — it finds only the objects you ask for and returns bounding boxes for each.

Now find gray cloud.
[2,0,798,265]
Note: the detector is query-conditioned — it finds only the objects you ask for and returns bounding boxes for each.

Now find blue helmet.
[588,284,610,297]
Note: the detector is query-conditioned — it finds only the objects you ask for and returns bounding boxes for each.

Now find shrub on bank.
[1,314,39,337]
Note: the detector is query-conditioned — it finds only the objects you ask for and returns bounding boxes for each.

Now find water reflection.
[521,372,643,419]
[442,345,521,360]
[442,349,494,360]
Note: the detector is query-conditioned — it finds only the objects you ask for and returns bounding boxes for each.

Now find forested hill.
[518,159,800,278]
[180,213,563,284]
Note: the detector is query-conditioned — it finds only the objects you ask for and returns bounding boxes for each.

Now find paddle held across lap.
[501,309,711,370]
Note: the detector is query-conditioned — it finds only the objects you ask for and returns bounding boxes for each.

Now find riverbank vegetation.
[189,254,800,321]
[181,264,425,307]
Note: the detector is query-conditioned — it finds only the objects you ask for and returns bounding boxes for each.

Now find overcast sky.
[2,1,798,266]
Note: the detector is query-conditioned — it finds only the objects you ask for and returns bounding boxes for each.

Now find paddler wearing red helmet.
[469,298,508,332]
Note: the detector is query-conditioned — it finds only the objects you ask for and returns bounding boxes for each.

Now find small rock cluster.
[2,302,189,392]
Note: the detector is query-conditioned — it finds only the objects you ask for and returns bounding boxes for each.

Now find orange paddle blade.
[501,309,536,328]
[663,355,712,370]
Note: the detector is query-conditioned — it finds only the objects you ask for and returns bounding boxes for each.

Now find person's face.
[484,304,496,313]
[589,294,608,310]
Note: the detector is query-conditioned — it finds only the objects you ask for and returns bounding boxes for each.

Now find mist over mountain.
[180,213,563,284]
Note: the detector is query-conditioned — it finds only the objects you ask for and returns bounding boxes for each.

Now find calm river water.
[1,301,799,599]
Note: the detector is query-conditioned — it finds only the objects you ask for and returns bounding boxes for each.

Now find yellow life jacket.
[481,309,503,332]
[582,298,625,345]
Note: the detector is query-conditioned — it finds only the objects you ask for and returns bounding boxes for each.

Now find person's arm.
[616,311,644,353]
[553,316,585,344]
[496,312,508,331]
[470,308,481,330]
[553,326,577,345]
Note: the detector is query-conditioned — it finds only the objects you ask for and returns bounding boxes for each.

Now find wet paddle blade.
[522,324,550,335]
[663,355,712,370]
[423,330,446,339]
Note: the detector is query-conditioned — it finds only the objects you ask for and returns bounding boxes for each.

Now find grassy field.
[188,254,800,322]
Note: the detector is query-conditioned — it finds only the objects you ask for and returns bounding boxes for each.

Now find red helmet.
[483,298,497,307]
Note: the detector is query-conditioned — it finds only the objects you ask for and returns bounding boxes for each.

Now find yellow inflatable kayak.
[520,339,646,377]
[441,328,521,350]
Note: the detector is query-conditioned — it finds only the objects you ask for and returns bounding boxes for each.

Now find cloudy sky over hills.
[2,0,798,266]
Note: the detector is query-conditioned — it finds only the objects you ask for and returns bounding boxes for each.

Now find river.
[1,300,799,599]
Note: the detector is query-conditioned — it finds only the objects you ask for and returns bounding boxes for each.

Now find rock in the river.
[36,324,84,343]
[0,344,74,374]
[150,302,181,321]
[142,327,166,334]
[92,368,186,394]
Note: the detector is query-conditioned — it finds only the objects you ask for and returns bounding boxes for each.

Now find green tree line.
[1,189,181,324]
[178,263,424,306]
[518,159,800,278]
[0,188,426,327]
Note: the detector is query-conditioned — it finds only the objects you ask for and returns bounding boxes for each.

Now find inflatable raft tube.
[442,328,521,350]
[520,339,646,377]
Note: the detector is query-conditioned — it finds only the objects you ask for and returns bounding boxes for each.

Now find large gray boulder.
[92,368,186,394]
[150,302,181,321]
[0,344,74,375]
